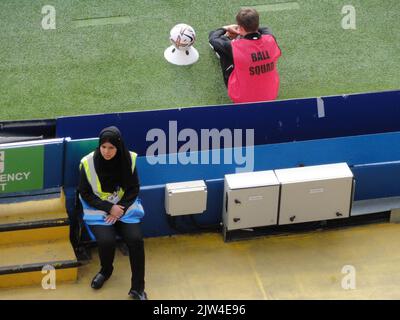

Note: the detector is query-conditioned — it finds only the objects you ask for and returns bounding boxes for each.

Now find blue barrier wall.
[44,141,65,189]
[56,90,400,156]
[352,161,400,200]
[63,131,400,237]
[56,90,400,237]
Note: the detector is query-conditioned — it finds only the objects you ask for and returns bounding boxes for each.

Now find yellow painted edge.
[0,267,78,289]
[0,226,70,245]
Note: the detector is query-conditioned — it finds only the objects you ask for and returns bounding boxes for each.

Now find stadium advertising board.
[0,145,44,193]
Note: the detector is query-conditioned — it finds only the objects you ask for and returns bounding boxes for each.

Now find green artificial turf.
[0,0,399,120]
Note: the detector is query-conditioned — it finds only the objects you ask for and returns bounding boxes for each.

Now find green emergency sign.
[0,145,44,194]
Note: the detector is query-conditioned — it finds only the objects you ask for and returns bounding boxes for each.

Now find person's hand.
[223,24,239,32]
[104,215,119,225]
[109,204,125,219]
[223,24,239,39]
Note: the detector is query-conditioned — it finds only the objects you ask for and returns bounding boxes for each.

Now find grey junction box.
[165,180,207,216]
[223,170,280,231]
[275,162,354,225]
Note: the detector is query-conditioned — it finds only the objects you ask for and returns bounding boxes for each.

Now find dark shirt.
[208,27,274,86]
[78,166,140,214]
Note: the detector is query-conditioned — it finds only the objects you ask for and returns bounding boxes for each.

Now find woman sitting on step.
[78,126,147,300]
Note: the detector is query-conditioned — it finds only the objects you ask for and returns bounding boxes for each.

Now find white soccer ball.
[169,23,196,50]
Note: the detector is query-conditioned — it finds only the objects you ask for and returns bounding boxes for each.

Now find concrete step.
[0,192,67,225]
[0,224,70,246]
[0,192,70,245]
[0,239,78,288]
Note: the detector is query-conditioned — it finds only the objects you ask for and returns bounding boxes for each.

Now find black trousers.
[90,222,145,292]
[214,52,233,87]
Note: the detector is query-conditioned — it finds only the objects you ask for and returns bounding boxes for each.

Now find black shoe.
[91,273,109,290]
[128,289,148,300]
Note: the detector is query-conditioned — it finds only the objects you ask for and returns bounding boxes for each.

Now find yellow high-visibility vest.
[80,151,137,202]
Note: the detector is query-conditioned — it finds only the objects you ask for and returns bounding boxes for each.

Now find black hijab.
[94,126,132,192]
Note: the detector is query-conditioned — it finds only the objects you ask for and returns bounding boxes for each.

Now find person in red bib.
[209,8,281,103]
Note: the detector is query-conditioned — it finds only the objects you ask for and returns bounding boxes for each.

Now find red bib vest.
[228,34,281,103]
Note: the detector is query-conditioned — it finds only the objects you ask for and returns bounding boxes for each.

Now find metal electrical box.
[223,171,280,231]
[165,180,207,216]
[275,163,354,225]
